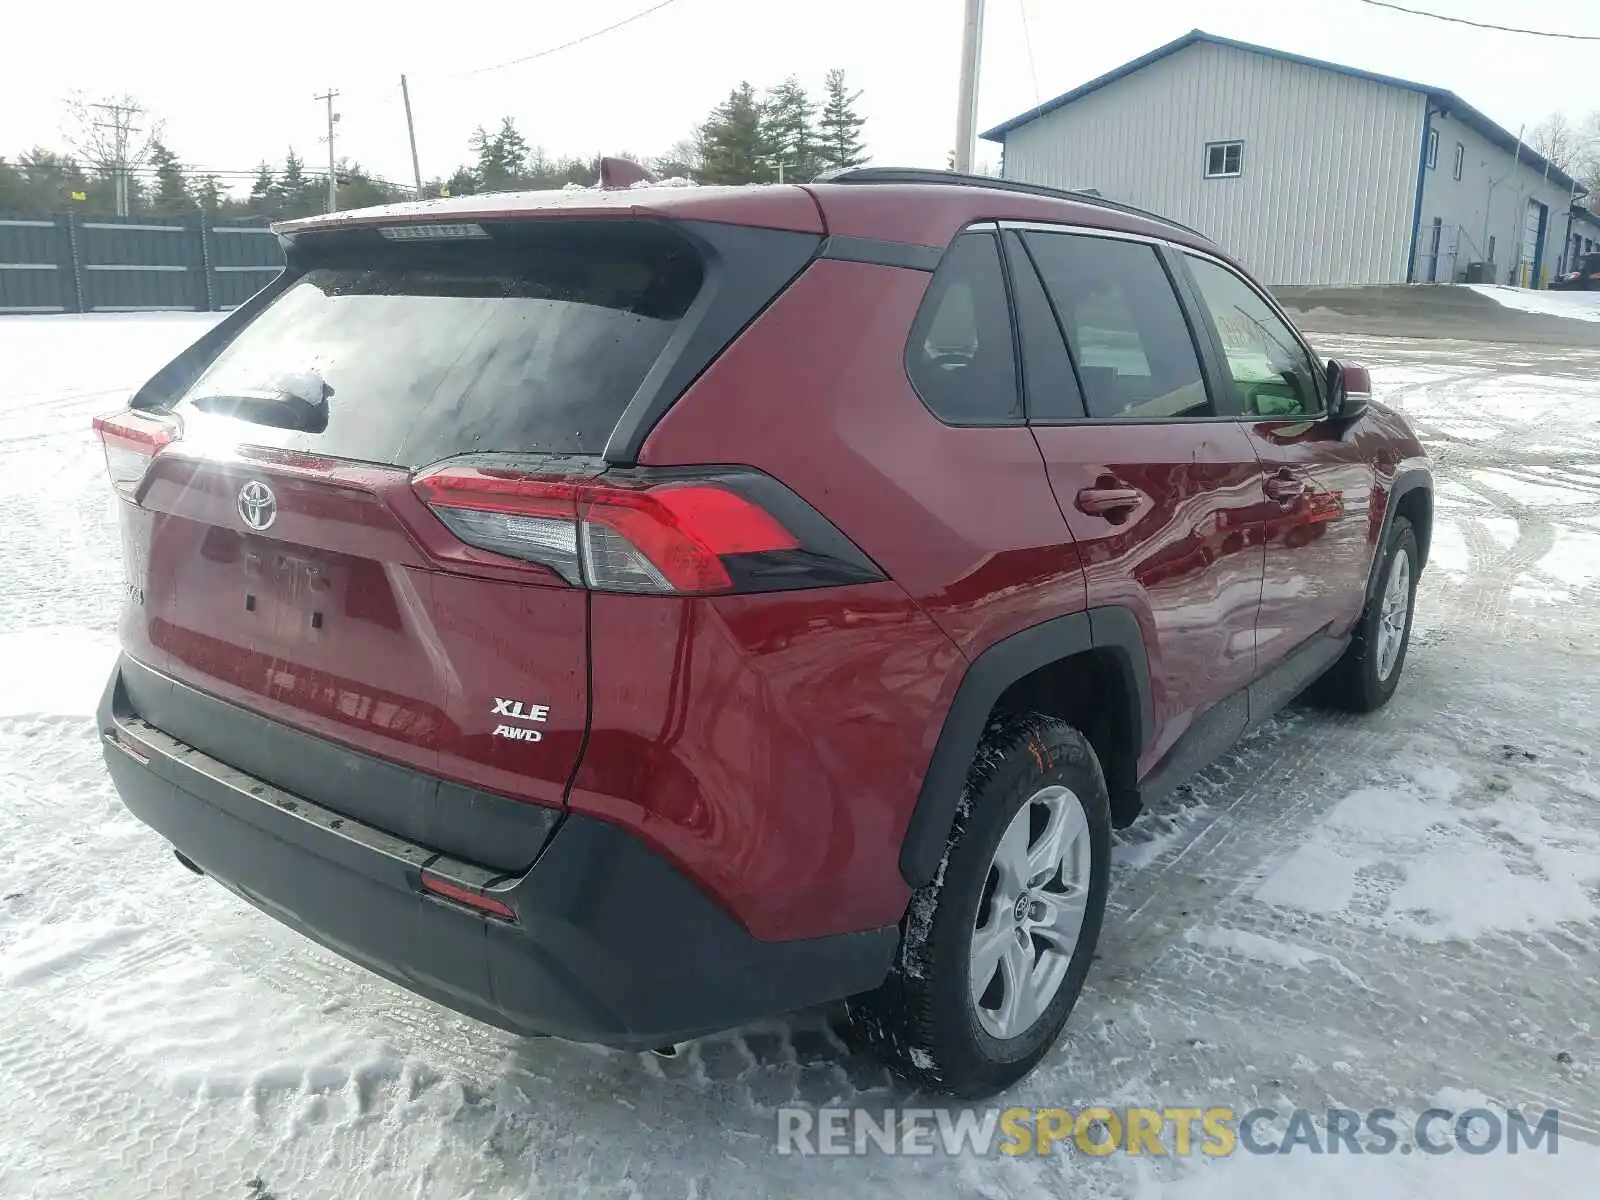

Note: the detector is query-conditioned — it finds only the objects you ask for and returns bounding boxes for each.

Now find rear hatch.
[101,215,751,870]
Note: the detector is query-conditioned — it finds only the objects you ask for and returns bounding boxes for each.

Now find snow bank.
[1467,285,1600,323]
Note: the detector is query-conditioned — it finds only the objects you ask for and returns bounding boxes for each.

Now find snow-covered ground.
[1467,284,1600,323]
[1,315,1598,1198]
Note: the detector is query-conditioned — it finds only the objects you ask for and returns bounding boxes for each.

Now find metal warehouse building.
[982,30,1588,288]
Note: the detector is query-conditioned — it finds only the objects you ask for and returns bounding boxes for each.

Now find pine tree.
[278,149,310,215]
[761,77,821,182]
[0,158,23,213]
[442,165,477,197]
[13,148,89,211]
[334,161,401,211]
[194,175,222,213]
[819,69,868,172]
[696,83,767,185]
[249,161,275,212]
[148,140,190,213]
[471,118,530,192]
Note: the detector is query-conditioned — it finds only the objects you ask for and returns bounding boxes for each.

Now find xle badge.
[492,697,550,743]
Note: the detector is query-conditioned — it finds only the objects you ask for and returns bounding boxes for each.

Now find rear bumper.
[98,655,896,1049]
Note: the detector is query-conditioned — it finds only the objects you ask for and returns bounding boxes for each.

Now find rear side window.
[174,221,704,467]
[906,231,1022,425]
[1002,231,1085,420]
[1021,232,1211,420]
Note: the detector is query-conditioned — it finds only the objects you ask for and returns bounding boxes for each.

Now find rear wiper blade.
[189,373,330,432]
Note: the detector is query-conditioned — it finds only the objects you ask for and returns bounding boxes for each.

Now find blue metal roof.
[980,29,1583,194]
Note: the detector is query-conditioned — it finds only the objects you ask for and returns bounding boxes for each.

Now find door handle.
[1075,486,1144,517]
[1263,471,1304,505]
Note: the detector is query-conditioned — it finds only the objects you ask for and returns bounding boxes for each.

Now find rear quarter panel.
[580,258,1087,939]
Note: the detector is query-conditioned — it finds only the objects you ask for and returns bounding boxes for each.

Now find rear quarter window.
[905,231,1023,426]
[173,220,704,467]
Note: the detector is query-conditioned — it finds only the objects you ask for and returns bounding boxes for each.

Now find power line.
[1357,0,1600,40]
[463,0,683,77]
[1018,0,1041,106]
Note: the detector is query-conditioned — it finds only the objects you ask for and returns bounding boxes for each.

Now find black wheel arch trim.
[899,606,1153,888]
[1365,468,1432,606]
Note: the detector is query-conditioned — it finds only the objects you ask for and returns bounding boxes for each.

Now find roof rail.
[810,166,1206,239]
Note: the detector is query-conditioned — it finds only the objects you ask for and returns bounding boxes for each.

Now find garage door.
[1522,201,1545,286]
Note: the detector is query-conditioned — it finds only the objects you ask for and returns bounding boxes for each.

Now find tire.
[844,713,1111,1097]
[1317,516,1419,712]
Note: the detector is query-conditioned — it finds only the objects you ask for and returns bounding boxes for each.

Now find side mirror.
[1324,360,1371,422]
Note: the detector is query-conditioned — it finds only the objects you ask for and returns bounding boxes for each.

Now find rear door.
[1175,251,1375,670]
[134,219,707,843]
[1007,225,1268,776]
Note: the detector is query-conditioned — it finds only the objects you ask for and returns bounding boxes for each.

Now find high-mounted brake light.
[378,222,488,241]
[413,463,881,596]
[92,410,181,499]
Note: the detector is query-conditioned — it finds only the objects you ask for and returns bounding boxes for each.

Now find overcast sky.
[0,0,1594,190]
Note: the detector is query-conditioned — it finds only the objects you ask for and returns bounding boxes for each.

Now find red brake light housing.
[413,459,883,595]
[93,409,182,499]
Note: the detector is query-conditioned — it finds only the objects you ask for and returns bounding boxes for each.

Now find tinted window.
[906,232,1021,425]
[1002,232,1084,420]
[174,221,703,467]
[1185,255,1321,418]
[1022,232,1211,420]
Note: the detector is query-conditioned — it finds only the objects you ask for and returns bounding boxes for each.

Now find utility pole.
[952,0,985,174]
[401,75,423,197]
[92,101,141,217]
[315,88,340,212]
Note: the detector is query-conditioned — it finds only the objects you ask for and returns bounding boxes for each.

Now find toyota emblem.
[237,480,277,531]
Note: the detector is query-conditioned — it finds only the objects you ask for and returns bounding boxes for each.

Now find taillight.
[420,871,516,921]
[413,461,883,595]
[92,409,181,499]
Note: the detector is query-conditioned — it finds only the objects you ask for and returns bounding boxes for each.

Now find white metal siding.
[999,43,1425,285]
[1417,111,1577,286]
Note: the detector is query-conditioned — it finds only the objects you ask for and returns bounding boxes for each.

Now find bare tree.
[1580,112,1600,214]
[1530,112,1577,170]
[651,137,702,181]
[60,92,165,216]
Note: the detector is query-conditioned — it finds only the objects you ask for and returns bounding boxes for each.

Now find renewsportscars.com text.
[775,1105,1560,1157]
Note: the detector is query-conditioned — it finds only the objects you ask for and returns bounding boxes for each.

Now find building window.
[1453,142,1464,181]
[1204,141,1243,179]
[1426,129,1438,169]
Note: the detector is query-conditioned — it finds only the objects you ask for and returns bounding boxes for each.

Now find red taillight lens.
[420,872,516,921]
[92,409,181,499]
[413,462,877,596]
[582,484,799,592]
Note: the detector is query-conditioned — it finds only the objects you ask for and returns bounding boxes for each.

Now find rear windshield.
[174,220,704,466]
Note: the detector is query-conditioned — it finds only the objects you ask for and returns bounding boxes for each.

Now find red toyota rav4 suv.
[95,168,1431,1097]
